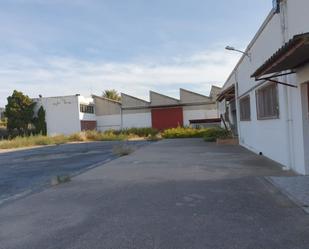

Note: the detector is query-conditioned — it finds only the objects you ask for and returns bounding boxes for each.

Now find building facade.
[218,0,309,175]
[34,95,96,135]
[94,86,220,131]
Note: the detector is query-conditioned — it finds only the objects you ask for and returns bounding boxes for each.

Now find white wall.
[183,109,218,126]
[96,114,121,131]
[222,0,309,174]
[287,0,309,39]
[297,65,309,174]
[122,112,152,128]
[36,96,81,136]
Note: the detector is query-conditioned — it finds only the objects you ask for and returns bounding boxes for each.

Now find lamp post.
[225,46,251,60]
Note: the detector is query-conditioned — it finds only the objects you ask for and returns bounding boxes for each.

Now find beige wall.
[183,104,217,111]
[180,89,213,104]
[93,96,121,116]
[150,91,179,106]
[121,93,149,108]
[210,86,222,100]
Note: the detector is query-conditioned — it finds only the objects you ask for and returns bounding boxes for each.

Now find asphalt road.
[0,141,149,205]
[1,139,309,249]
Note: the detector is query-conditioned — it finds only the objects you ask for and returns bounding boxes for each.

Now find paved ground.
[1,138,309,249]
[0,141,149,205]
[270,176,309,213]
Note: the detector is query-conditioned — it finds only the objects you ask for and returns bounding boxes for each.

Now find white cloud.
[0,48,240,106]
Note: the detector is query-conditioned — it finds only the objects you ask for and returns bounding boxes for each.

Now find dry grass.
[0,135,69,149]
[51,175,71,186]
[112,144,135,156]
[0,128,157,150]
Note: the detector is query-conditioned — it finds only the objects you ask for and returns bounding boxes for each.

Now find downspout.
[234,70,241,142]
[280,0,294,170]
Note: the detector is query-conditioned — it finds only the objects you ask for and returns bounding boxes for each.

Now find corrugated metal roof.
[217,85,235,102]
[252,32,309,78]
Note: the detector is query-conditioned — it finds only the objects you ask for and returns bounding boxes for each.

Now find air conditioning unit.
[272,0,280,13]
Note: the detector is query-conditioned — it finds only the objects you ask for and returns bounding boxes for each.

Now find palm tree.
[102,89,121,101]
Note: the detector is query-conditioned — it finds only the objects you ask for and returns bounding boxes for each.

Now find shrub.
[161,126,232,141]
[203,127,232,142]
[80,130,128,141]
[161,127,207,139]
[112,127,159,137]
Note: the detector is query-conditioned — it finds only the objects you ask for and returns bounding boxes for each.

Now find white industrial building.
[218,0,309,175]
[34,86,220,135]
[34,94,96,136]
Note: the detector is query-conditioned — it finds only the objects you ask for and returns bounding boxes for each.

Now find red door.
[151,107,183,130]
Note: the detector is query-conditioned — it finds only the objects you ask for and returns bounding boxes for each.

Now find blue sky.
[0,0,272,106]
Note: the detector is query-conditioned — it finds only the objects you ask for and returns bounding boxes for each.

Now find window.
[256,82,279,120]
[239,95,251,121]
[80,104,94,114]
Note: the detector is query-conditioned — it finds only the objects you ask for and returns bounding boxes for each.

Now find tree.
[33,106,47,135]
[102,89,121,101]
[4,90,35,135]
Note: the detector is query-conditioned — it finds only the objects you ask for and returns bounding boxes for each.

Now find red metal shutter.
[151,107,183,130]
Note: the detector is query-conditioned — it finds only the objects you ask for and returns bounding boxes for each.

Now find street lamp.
[225,46,251,60]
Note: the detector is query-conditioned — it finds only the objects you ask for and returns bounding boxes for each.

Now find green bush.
[161,127,207,139]
[111,127,159,137]
[161,126,232,141]
[203,127,232,142]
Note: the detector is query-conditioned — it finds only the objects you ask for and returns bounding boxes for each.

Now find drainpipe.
[234,71,241,142]
[280,0,294,170]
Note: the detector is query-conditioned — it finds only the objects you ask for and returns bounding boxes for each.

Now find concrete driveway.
[1,139,309,249]
[0,141,149,205]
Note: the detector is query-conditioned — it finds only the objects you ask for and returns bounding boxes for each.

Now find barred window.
[80,104,94,114]
[239,95,251,121]
[256,82,279,120]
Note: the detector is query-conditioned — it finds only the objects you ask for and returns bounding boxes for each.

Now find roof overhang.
[217,85,235,102]
[252,33,309,78]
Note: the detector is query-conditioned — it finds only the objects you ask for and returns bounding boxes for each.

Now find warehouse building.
[94,86,220,131]
[218,0,309,175]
